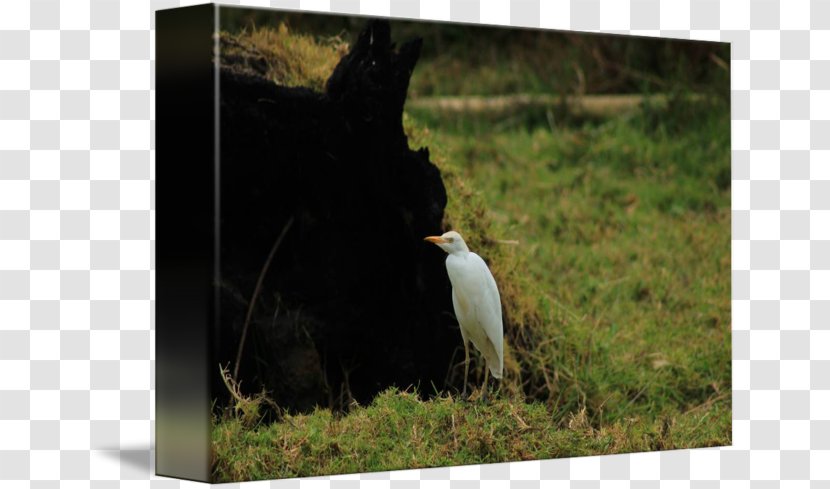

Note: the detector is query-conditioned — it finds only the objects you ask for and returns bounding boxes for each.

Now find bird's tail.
[482,337,503,379]
[488,363,503,379]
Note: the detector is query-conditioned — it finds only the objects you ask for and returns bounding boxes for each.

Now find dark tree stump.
[216,20,458,413]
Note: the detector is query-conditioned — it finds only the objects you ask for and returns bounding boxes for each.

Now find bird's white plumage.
[447,251,503,378]
[425,230,504,380]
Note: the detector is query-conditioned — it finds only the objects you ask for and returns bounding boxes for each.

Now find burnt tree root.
[216,20,458,414]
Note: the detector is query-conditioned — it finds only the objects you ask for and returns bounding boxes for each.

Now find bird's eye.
[447,237,454,243]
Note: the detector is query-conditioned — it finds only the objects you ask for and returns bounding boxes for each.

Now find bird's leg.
[462,342,470,399]
[480,367,490,403]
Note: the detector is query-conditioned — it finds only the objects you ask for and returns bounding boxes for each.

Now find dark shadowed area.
[216,20,460,413]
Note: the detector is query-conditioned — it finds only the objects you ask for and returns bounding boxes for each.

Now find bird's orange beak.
[424,236,446,244]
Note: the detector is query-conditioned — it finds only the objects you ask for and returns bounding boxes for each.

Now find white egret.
[424,231,503,398]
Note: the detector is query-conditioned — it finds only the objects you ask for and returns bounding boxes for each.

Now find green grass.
[212,27,731,482]
[406,94,731,422]
[214,389,731,480]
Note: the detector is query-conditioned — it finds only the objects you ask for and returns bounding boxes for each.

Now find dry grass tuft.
[219,23,348,91]
[219,364,279,428]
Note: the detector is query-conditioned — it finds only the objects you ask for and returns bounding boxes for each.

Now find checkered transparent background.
[0,0,827,486]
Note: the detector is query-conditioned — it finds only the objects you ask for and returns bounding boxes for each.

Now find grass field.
[212,25,731,482]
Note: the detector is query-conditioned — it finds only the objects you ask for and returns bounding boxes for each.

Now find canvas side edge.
[154,3,217,482]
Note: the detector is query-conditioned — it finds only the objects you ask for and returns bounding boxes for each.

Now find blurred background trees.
[220,8,730,99]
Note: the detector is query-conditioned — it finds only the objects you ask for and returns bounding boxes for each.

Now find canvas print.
[156,4,731,483]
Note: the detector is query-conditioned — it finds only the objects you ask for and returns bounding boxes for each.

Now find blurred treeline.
[219,6,730,99]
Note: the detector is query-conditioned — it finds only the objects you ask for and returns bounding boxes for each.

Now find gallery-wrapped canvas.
[156,3,731,482]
